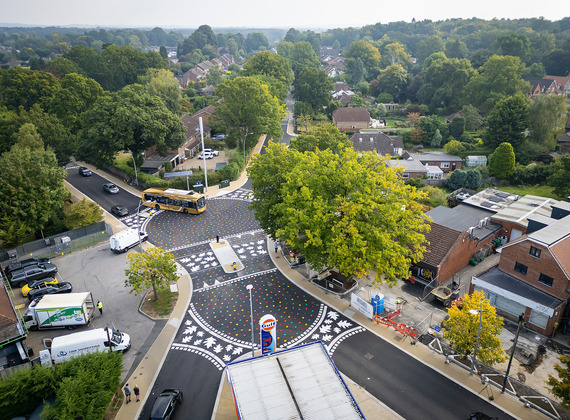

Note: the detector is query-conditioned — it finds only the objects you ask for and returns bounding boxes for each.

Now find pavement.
[105,123,549,419]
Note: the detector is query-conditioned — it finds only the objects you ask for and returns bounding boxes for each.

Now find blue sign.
[195,181,203,185]
[260,314,277,354]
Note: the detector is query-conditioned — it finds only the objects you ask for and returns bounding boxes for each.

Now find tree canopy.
[292,67,333,112]
[489,142,516,179]
[549,155,570,199]
[242,51,294,87]
[345,40,381,82]
[288,41,321,75]
[375,64,408,102]
[484,94,530,151]
[247,137,430,285]
[548,355,570,409]
[528,94,566,149]
[125,247,178,301]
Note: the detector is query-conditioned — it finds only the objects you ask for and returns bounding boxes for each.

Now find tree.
[528,94,566,149]
[522,62,546,79]
[245,32,269,52]
[445,39,468,59]
[159,45,168,59]
[449,115,465,139]
[444,139,464,155]
[416,35,445,64]
[63,198,103,229]
[493,33,530,63]
[548,355,570,409]
[138,68,183,114]
[345,40,381,81]
[289,123,351,154]
[464,55,531,114]
[0,67,60,111]
[443,291,506,366]
[242,51,294,87]
[43,57,83,78]
[489,142,516,179]
[247,141,430,285]
[125,247,178,301]
[77,84,186,167]
[484,94,530,151]
[212,76,285,150]
[461,105,483,131]
[206,67,223,87]
[293,67,333,112]
[0,124,69,246]
[346,57,366,85]
[179,25,217,56]
[548,155,570,198]
[380,42,410,68]
[432,129,443,148]
[445,169,482,190]
[376,64,408,101]
[288,41,320,75]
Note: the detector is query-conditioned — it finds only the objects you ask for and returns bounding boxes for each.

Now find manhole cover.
[364,353,374,360]
[393,335,403,342]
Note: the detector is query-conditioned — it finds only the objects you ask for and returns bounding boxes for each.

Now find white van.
[40,327,131,366]
[109,228,148,253]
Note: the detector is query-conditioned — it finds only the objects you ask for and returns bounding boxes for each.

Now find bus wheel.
[155,204,160,210]
[183,209,188,214]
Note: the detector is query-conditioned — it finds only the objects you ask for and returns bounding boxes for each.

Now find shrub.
[405,177,425,188]
[376,92,394,103]
[163,161,173,172]
[420,186,448,207]
[508,162,555,185]
[446,169,482,190]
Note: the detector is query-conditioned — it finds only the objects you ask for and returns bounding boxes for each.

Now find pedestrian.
[233,261,237,271]
[97,300,103,315]
[134,385,140,402]
[274,242,278,253]
[124,384,131,404]
[216,235,219,243]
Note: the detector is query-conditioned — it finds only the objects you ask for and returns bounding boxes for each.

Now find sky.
[1,0,567,29]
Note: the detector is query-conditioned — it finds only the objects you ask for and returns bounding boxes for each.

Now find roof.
[348,131,404,156]
[226,342,364,420]
[0,284,26,344]
[35,292,91,309]
[422,223,462,268]
[427,205,500,240]
[460,188,520,213]
[387,158,428,174]
[332,107,370,123]
[491,195,561,227]
[409,152,463,163]
[474,266,562,312]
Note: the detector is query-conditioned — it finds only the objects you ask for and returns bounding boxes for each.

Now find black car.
[103,183,120,194]
[111,205,129,217]
[78,166,92,176]
[150,388,182,420]
[3,257,51,277]
[27,282,73,301]
[7,263,58,288]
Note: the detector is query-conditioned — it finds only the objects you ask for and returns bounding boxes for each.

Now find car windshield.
[111,331,122,345]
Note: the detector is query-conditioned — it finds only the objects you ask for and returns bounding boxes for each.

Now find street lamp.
[469,303,483,376]
[502,313,525,393]
[246,284,254,357]
[129,149,139,186]
[243,131,251,166]
[137,200,144,254]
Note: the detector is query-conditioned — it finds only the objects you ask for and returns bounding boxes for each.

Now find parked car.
[197,151,213,159]
[103,183,119,194]
[4,257,51,277]
[111,205,129,217]
[203,148,219,157]
[212,133,226,140]
[7,263,58,288]
[27,282,73,301]
[21,277,59,297]
[78,166,92,176]
[150,388,182,420]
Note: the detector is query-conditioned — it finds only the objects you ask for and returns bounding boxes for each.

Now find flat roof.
[388,158,428,173]
[528,216,570,247]
[491,195,561,227]
[460,188,520,212]
[35,292,91,309]
[428,205,500,240]
[226,342,364,420]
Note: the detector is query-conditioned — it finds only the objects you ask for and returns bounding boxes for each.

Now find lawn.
[495,184,562,200]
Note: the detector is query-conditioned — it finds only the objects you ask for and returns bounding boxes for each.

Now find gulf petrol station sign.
[259,314,277,354]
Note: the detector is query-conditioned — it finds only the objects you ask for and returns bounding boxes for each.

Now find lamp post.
[137,199,144,253]
[243,131,249,166]
[502,313,525,393]
[469,302,483,376]
[129,149,139,186]
[246,284,254,357]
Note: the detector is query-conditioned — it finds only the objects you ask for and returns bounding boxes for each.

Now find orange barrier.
[374,315,420,338]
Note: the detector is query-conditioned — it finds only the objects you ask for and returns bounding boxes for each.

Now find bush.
[376,92,394,103]
[445,169,482,190]
[163,161,173,172]
[420,186,448,207]
[405,177,425,188]
[508,162,555,186]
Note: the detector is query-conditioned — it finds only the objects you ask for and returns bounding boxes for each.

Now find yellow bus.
[141,188,206,214]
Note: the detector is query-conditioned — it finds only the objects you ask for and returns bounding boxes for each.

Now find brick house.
[387,158,428,179]
[348,131,404,157]
[332,108,370,132]
[471,203,570,336]
[405,151,463,173]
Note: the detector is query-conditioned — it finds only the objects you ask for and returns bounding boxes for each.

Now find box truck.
[109,228,148,253]
[23,292,94,331]
[39,327,131,366]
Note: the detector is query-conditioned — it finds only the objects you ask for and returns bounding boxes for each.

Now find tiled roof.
[349,132,404,156]
[409,152,463,162]
[422,223,462,267]
[332,107,370,123]
[551,235,570,279]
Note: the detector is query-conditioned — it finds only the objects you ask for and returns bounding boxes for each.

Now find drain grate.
[364,353,374,360]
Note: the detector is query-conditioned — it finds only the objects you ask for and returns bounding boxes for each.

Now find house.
[544,75,570,96]
[465,156,487,167]
[332,108,370,132]
[409,205,501,286]
[558,113,570,154]
[459,188,520,213]
[348,131,404,157]
[387,157,428,179]
[405,151,463,173]
[201,85,216,96]
[445,111,464,124]
[525,78,559,97]
[471,202,570,336]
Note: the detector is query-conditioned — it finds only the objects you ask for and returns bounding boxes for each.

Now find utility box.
[220,179,230,188]
[193,184,204,193]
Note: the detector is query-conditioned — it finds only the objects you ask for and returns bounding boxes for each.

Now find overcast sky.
[2,0,567,30]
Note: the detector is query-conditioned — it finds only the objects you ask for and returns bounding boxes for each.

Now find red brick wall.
[498,240,569,302]
[490,220,526,242]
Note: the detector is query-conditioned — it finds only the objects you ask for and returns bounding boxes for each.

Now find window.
[538,273,553,287]
[529,246,541,258]
[514,262,528,275]
[441,162,450,168]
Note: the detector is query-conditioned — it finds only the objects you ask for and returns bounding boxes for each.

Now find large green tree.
[212,76,285,149]
[292,67,333,112]
[0,124,69,246]
[345,40,381,82]
[492,33,531,63]
[247,141,430,285]
[77,84,186,167]
[138,68,183,114]
[528,94,566,149]
[548,155,570,199]
[0,67,60,111]
[375,64,408,102]
[125,247,178,301]
[379,42,410,69]
[548,355,570,409]
[288,41,321,76]
[489,142,516,179]
[484,94,530,151]
[463,55,531,114]
[289,123,351,154]
[242,51,294,87]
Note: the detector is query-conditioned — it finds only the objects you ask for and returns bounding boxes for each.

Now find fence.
[0,221,113,265]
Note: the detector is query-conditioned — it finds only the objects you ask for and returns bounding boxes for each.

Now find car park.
[203,148,219,157]
[21,277,59,297]
[27,282,73,301]
[103,183,119,194]
[78,166,92,176]
[4,257,51,277]
[7,263,59,288]
[197,151,213,159]
[111,205,129,217]
[150,388,183,420]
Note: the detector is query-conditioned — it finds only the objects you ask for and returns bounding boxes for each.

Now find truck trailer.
[23,292,94,330]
